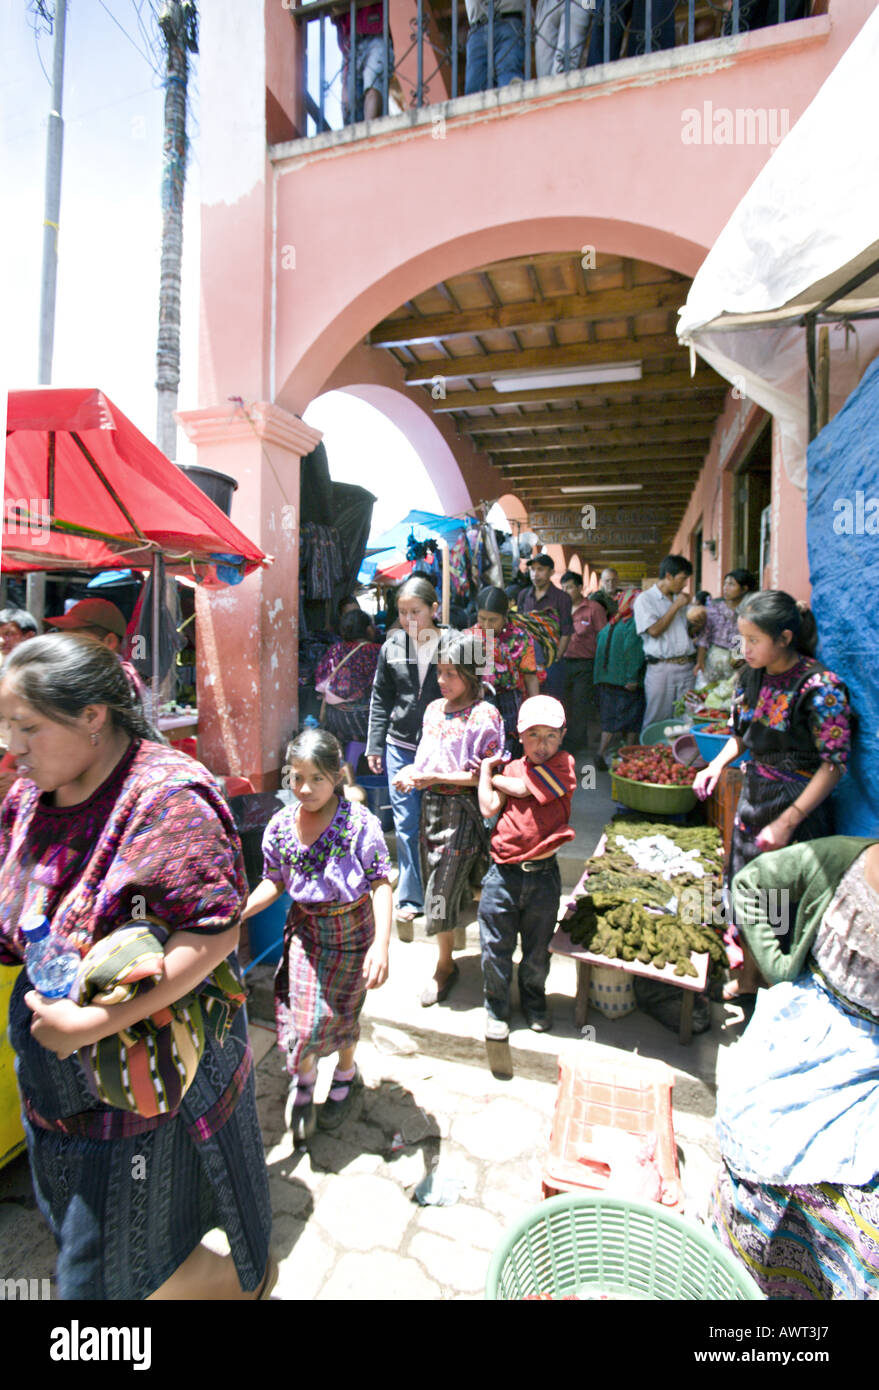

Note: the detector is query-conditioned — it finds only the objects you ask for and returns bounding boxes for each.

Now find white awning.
[677,7,879,491]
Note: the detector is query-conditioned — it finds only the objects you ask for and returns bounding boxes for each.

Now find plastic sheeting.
[806,356,879,837]
[677,7,879,494]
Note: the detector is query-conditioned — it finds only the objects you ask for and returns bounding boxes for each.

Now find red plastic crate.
[542,1052,683,1211]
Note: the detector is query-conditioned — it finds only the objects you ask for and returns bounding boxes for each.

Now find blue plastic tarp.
[807,355,879,836]
[358,510,469,583]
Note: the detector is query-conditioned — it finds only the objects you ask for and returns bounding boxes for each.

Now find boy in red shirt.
[477,695,575,1040]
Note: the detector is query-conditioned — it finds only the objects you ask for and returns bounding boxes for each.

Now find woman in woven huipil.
[0,635,273,1300]
[694,592,851,996]
[713,836,879,1299]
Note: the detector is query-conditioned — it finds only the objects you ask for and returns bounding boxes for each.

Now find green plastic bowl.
[640,720,676,744]
[610,770,697,814]
[485,1192,764,1301]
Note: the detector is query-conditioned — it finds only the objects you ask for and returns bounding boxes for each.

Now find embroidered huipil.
[262,797,391,907]
[0,740,246,968]
[464,622,539,691]
[413,698,504,788]
[729,655,851,777]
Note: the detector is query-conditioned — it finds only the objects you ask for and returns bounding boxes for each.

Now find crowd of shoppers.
[0,525,867,1305]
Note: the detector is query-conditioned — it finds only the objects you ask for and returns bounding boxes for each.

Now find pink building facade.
[185,0,875,785]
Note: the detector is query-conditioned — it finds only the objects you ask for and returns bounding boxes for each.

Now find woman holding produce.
[689,569,757,685]
[693,591,852,997]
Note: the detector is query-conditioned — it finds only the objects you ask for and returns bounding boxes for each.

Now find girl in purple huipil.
[393,633,504,1009]
[243,730,392,1147]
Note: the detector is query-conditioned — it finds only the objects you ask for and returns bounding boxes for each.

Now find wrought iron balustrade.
[288,0,813,135]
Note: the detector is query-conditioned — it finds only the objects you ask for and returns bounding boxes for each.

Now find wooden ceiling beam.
[405,335,686,385]
[477,426,714,452]
[369,283,684,346]
[430,371,725,411]
[459,403,721,433]
[500,444,707,467]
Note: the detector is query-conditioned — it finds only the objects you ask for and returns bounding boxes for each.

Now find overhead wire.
[96,0,164,75]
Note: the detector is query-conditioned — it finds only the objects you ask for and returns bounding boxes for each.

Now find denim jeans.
[478,859,561,1019]
[465,16,525,94]
[385,740,424,911]
[586,0,676,63]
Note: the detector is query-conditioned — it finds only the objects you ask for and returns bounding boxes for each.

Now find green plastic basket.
[610,770,696,814]
[640,719,678,744]
[485,1192,764,1301]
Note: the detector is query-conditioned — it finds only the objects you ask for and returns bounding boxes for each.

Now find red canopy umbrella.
[4,388,268,579]
[372,558,414,585]
[5,387,271,703]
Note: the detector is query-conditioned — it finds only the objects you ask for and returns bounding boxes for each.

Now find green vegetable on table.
[565,817,727,977]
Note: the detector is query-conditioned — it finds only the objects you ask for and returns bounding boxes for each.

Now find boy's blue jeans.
[478,858,561,1019]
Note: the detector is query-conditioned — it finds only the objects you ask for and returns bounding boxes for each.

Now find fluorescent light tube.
[491,362,642,393]
[558,484,644,494]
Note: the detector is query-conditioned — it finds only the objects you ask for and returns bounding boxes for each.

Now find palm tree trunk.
[156,2,197,460]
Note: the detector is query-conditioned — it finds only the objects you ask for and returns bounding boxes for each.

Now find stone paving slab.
[0,1028,721,1300]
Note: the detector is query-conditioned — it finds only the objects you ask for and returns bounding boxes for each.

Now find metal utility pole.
[155,1,198,460]
[37,0,68,384]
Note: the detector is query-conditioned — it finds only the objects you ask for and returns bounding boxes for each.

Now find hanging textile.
[300,522,344,600]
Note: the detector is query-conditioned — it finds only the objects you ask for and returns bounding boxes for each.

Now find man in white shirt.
[633,555,695,735]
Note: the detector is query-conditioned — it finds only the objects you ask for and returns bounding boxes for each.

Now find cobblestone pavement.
[2,803,738,1301]
[0,1007,722,1300]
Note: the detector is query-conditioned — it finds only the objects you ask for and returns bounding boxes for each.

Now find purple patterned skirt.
[274,893,375,1075]
[711,1161,879,1300]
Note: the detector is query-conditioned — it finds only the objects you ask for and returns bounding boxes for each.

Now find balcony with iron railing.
[285,0,819,137]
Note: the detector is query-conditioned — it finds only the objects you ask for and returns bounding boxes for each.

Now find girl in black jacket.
[367,577,444,928]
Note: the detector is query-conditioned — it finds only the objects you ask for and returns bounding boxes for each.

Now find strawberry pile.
[701,721,730,735]
[613,744,698,786]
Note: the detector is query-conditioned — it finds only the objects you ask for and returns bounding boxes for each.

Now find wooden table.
[550,926,709,1046]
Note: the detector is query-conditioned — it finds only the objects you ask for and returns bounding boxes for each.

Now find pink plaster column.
[178,402,322,790]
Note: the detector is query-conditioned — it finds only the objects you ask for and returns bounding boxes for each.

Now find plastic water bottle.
[21,915,80,999]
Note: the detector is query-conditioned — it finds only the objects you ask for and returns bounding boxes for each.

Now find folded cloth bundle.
[69,921,245,1119]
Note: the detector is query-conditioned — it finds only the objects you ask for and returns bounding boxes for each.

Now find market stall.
[3,387,268,739]
[358,507,511,625]
[2,390,270,1170]
[552,817,726,1046]
[676,10,879,837]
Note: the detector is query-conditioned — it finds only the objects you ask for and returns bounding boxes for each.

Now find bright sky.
[2,1,444,545]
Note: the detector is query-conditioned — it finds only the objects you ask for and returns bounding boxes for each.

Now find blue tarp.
[358,510,469,583]
[807,355,879,836]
